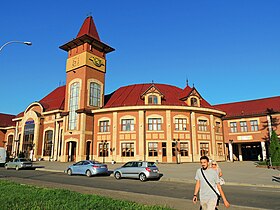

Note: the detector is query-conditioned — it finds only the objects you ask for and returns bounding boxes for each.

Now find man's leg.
[200,199,217,210]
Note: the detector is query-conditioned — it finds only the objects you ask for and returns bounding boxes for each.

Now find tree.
[270,130,280,166]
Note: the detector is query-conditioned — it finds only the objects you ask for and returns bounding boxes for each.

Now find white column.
[69,142,72,162]
[112,112,117,161]
[238,144,243,161]
[261,141,266,160]
[229,141,233,162]
[267,115,272,138]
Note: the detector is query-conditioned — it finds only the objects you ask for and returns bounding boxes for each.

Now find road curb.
[36,168,280,189]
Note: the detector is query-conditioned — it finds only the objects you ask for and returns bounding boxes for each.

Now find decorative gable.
[141,84,165,105]
[180,86,202,107]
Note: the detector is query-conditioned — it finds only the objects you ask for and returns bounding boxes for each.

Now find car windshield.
[18,158,29,162]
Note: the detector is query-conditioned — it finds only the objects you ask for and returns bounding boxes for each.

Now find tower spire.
[76,16,100,41]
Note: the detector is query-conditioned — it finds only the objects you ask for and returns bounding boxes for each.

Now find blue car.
[66,160,108,177]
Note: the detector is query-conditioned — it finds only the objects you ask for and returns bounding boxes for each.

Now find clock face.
[66,52,106,73]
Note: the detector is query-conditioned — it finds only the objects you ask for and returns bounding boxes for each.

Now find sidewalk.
[34,161,280,188]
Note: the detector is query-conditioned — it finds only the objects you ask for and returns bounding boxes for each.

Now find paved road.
[0,168,279,209]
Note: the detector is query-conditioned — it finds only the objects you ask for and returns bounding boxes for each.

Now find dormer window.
[141,84,164,105]
[191,97,198,107]
[148,95,158,105]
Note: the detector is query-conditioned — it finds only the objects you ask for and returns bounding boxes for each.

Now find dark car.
[113,161,162,182]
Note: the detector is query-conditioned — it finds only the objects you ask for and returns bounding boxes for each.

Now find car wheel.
[67,169,72,176]
[86,170,92,177]
[15,166,19,171]
[4,165,8,170]
[139,173,147,182]
[114,171,121,180]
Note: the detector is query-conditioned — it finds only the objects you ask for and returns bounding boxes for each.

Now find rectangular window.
[215,122,221,133]
[240,121,248,132]
[200,143,209,156]
[121,143,134,157]
[217,143,223,156]
[198,120,207,132]
[121,119,135,131]
[89,82,101,107]
[148,95,158,105]
[148,142,158,156]
[148,118,162,131]
[250,120,259,131]
[43,131,53,156]
[99,120,110,132]
[230,122,237,133]
[180,142,189,156]
[98,143,108,157]
[69,82,80,130]
[175,118,187,131]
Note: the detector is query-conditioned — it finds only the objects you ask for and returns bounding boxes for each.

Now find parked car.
[4,158,33,170]
[66,160,108,177]
[113,161,162,182]
[0,147,6,166]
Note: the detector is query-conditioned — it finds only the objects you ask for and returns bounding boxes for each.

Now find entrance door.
[161,142,167,162]
[172,142,177,163]
[241,143,261,161]
[86,141,91,160]
[67,141,77,162]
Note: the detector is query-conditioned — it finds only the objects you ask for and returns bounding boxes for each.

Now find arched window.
[43,130,53,156]
[7,135,13,156]
[89,82,101,107]
[191,97,198,107]
[69,82,80,130]
[148,95,158,105]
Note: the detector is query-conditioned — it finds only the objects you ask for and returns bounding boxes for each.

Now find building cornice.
[92,105,226,116]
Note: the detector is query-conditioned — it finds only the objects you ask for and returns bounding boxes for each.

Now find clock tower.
[59,16,114,162]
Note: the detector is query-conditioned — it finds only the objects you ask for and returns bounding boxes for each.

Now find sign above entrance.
[66,51,106,73]
[237,135,253,140]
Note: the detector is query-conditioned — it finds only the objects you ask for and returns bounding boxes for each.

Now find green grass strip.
[0,180,172,210]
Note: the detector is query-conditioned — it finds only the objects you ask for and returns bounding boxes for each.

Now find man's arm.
[217,184,230,208]
[192,180,200,204]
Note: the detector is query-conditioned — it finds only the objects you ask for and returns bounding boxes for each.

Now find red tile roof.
[76,16,100,41]
[0,113,16,127]
[214,96,280,118]
[104,83,213,109]
[179,85,193,100]
[39,86,65,112]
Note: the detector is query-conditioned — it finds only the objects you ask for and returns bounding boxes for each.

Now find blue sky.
[1,0,280,115]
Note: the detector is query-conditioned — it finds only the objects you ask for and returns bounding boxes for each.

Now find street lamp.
[14,139,20,157]
[101,140,108,163]
[173,139,180,164]
[0,41,32,52]
[229,140,234,162]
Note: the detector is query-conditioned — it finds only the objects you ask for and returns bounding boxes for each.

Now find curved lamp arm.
[0,41,32,52]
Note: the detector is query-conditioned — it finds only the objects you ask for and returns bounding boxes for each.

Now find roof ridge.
[214,95,280,106]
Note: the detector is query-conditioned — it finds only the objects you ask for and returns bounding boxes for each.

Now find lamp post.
[229,140,234,162]
[173,139,180,164]
[0,41,32,53]
[101,140,107,163]
[14,139,20,157]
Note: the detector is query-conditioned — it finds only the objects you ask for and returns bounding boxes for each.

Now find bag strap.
[200,168,220,198]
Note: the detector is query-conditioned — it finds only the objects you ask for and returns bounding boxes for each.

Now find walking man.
[193,156,230,210]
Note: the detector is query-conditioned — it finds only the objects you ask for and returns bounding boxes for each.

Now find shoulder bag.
[200,168,221,206]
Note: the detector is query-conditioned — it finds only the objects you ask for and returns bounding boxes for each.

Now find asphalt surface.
[0,168,279,210]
